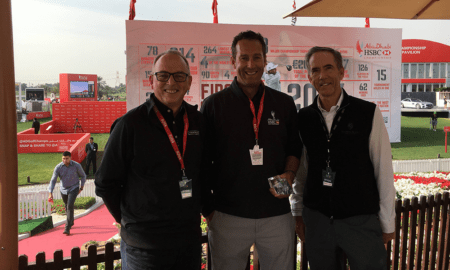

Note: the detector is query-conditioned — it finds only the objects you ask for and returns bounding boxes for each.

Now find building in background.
[402,39,450,92]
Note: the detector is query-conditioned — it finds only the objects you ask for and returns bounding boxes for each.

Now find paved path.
[18,204,116,262]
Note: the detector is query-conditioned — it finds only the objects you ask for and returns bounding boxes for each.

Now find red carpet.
[19,204,117,262]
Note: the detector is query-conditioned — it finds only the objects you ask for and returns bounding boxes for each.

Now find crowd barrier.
[17,132,90,163]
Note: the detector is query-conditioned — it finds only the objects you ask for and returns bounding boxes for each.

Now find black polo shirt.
[201,77,302,219]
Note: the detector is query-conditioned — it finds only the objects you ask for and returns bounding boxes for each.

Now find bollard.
[27,176,30,183]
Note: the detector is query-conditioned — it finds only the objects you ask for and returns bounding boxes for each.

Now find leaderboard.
[137,43,393,126]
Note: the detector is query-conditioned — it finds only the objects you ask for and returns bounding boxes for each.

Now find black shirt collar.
[230,77,265,103]
[148,93,185,120]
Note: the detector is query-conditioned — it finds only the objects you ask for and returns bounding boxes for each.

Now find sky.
[11,0,450,87]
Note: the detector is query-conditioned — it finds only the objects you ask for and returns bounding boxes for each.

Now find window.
[432,63,439,78]
[418,84,425,92]
[402,63,409,78]
[418,64,424,78]
[412,84,417,92]
[402,84,407,92]
[441,63,446,78]
[426,84,432,92]
[411,64,417,78]
[433,84,440,91]
[426,64,431,78]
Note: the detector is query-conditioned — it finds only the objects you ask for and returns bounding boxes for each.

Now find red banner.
[402,39,450,63]
[17,133,89,156]
[27,111,51,121]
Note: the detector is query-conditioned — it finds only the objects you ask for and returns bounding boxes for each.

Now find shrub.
[52,197,96,214]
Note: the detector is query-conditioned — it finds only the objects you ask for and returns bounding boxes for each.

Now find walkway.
[18,204,116,262]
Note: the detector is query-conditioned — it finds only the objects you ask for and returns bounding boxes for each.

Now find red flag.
[129,0,136,20]
[365,17,370,28]
[212,0,218,24]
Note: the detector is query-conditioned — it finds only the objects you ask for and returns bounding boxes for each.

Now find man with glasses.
[96,50,206,270]
[201,30,302,270]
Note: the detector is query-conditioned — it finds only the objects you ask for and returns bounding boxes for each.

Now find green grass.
[17,117,52,133]
[391,116,450,160]
[18,216,51,234]
[18,133,111,186]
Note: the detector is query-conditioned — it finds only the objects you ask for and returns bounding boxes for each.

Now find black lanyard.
[316,107,346,168]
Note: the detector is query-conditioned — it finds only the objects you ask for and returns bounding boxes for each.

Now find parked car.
[401,98,434,109]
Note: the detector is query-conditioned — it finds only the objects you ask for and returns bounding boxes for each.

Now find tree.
[97,76,107,99]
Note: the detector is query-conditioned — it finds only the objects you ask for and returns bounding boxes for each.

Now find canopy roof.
[283,0,450,20]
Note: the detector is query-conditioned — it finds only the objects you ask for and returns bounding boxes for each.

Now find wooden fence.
[18,192,450,270]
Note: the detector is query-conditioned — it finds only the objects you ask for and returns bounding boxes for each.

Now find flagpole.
[0,0,19,268]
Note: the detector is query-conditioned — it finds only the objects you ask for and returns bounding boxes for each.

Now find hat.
[266,62,278,71]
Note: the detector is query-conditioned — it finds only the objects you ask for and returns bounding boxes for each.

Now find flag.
[291,0,297,26]
[212,0,218,24]
[365,17,370,28]
[129,0,136,20]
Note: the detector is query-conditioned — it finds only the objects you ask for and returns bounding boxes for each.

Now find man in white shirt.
[292,46,396,269]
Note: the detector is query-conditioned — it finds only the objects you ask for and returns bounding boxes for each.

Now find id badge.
[249,145,263,165]
[179,176,193,199]
[322,167,336,187]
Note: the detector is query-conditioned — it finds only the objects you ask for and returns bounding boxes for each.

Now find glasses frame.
[153,72,190,82]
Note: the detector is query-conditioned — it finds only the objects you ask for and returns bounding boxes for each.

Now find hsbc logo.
[79,76,88,80]
[382,50,391,55]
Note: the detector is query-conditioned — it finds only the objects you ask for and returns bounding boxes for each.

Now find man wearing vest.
[292,46,396,269]
[201,30,302,270]
[95,50,206,270]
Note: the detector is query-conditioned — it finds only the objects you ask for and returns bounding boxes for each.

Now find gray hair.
[305,46,343,73]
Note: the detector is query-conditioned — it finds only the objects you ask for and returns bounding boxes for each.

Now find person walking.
[48,151,86,235]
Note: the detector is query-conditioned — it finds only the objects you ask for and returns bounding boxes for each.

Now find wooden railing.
[18,192,450,270]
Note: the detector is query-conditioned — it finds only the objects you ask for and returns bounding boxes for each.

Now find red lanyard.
[153,106,189,175]
[249,90,265,145]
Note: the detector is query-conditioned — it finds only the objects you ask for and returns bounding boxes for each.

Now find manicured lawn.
[17,117,52,133]
[18,133,111,186]
[391,116,450,160]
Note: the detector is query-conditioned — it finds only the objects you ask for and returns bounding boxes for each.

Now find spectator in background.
[48,151,86,235]
[85,137,98,176]
[444,95,447,109]
[32,118,40,134]
[431,111,438,131]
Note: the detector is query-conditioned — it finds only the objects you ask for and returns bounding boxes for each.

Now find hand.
[269,171,295,199]
[295,216,306,242]
[78,188,83,195]
[48,193,53,201]
[205,211,215,227]
[382,232,395,244]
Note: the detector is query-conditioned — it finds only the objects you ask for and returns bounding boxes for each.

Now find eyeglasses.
[153,72,189,82]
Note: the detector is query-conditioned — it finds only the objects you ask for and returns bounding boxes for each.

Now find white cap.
[266,62,278,71]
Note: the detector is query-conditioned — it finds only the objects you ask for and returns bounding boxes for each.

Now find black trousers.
[120,239,201,270]
[303,207,387,270]
[85,155,96,174]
